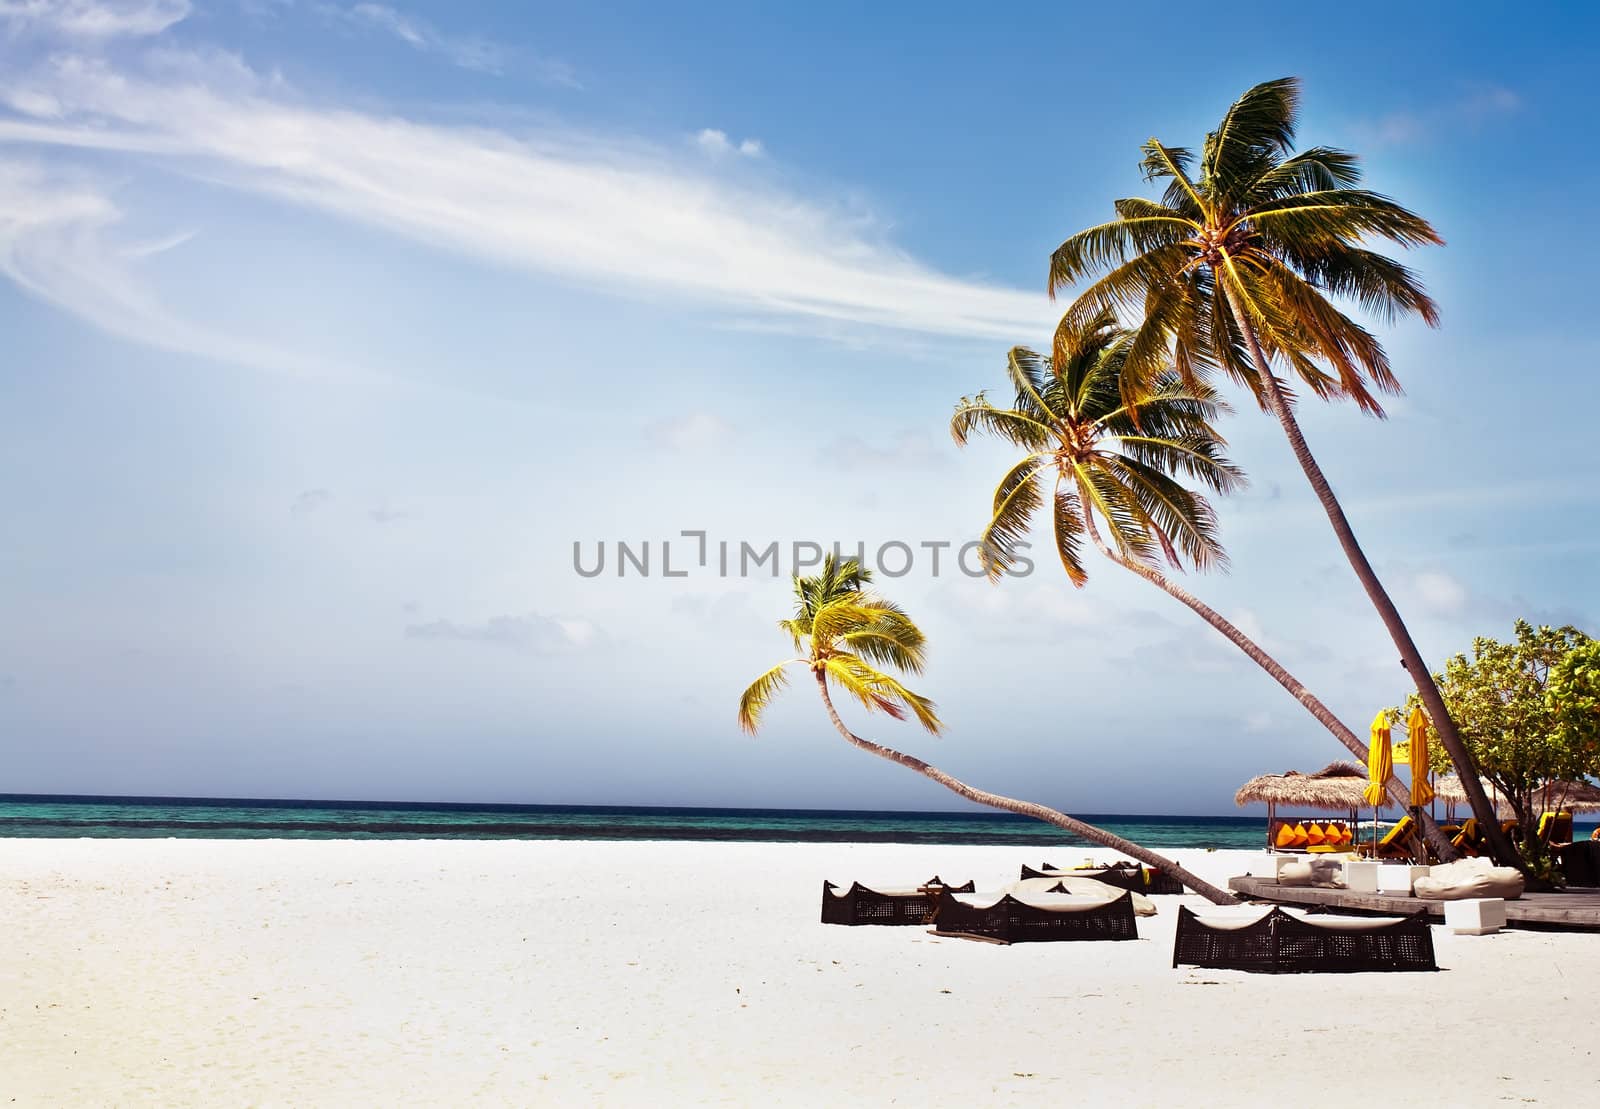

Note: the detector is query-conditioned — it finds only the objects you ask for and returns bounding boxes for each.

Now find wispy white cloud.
[0,0,190,38]
[324,3,578,85]
[0,156,355,378]
[0,49,1052,356]
[695,127,762,158]
[1355,84,1521,147]
[646,411,735,453]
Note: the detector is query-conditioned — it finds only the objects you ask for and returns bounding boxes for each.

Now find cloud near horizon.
[405,614,600,653]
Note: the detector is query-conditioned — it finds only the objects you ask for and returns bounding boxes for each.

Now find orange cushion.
[1306,823,1326,846]
[1275,823,1297,848]
[1289,823,1309,847]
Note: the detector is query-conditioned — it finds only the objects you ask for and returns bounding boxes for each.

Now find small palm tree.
[950,318,1439,831]
[1047,77,1510,863]
[738,554,1239,905]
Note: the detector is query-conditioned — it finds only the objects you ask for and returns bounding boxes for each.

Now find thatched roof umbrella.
[1234,760,1375,811]
[1432,775,1514,820]
[1430,777,1600,819]
[1235,761,1374,848]
[1534,779,1600,814]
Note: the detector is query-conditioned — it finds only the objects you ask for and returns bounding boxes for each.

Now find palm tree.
[737,554,1239,905]
[1045,77,1512,864]
[951,318,1458,857]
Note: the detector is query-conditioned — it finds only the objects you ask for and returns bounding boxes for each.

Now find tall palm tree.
[950,318,1456,855]
[1045,77,1512,864]
[737,554,1239,904]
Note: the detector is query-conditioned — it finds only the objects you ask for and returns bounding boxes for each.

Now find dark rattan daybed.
[933,889,1139,943]
[821,876,975,926]
[1022,861,1186,896]
[1172,905,1437,973]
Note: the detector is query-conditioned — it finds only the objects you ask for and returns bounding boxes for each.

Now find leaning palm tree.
[1046,77,1512,863]
[737,554,1238,905]
[951,318,1456,856]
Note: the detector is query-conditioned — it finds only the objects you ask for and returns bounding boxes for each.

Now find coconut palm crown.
[737,556,941,735]
[1048,76,1441,416]
[951,311,1245,586]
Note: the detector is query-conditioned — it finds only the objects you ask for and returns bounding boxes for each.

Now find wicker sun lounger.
[933,889,1139,943]
[820,876,975,926]
[1172,905,1437,973]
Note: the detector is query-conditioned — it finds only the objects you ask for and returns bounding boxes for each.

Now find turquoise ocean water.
[5,795,1593,848]
[2,794,1269,848]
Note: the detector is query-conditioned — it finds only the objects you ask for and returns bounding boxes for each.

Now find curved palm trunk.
[1081,516,1458,861]
[1220,283,1519,868]
[811,670,1240,905]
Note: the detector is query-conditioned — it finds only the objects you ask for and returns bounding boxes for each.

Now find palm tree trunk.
[1220,281,1519,868]
[811,670,1240,905]
[1081,515,1458,861]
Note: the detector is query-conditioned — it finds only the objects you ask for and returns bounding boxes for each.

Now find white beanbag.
[1413,857,1524,901]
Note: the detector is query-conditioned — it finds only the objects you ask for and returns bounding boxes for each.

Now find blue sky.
[1,1,1596,814]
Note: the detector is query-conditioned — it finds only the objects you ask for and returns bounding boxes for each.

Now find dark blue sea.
[0,794,1279,849]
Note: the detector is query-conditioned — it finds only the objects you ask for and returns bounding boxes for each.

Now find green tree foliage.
[1548,639,1600,776]
[1393,621,1600,837]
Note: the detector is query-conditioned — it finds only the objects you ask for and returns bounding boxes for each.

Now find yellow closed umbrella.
[1363,711,1393,807]
[1407,706,1434,808]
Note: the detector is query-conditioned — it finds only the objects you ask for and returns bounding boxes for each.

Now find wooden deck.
[1228,876,1600,931]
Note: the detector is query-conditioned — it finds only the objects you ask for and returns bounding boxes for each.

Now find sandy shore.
[2,839,1595,1106]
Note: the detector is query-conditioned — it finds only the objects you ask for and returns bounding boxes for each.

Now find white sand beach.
[2,839,1596,1107]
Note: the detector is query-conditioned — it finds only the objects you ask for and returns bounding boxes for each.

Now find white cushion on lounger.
[1188,906,1276,929]
[951,891,1120,913]
[1413,858,1524,901]
[826,882,952,898]
[1006,876,1156,916]
[1189,906,1411,932]
[1285,912,1413,931]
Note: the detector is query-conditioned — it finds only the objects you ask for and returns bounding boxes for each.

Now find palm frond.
[1247,146,1362,200]
[1241,189,1443,250]
[838,597,929,674]
[1052,484,1089,586]
[1202,77,1300,202]
[824,654,942,734]
[1107,457,1230,572]
[950,393,1055,450]
[737,661,795,734]
[1049,213,1196,294]
[1115,430,1246,494]
[1138,141,1206,215]
[978,454,1047,581]
[1074,463,1160,567]
[777,617,807,652]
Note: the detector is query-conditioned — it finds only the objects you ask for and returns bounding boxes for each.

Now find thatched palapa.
[1234,761,1375,812]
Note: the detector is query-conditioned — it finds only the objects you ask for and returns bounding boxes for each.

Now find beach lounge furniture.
[1007,876,1157,917]
[1274,857,1345,888]
[1267,817,1355,853]
[1536,811,1573,845]
[1021,860,1184,895]
[1451,818,1485,855]
[1412,857,1524,901]
[934,888,1138,944]
[1172,905,1437,973]
[1357,815,1418,860]
[1556,840,1600,887]
[821,876,974,926]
